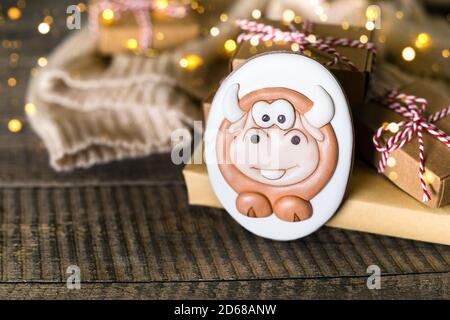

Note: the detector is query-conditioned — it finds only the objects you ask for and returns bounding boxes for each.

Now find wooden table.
[0,0,448,299]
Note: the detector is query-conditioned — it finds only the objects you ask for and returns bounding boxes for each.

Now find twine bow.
[236,19,376,71]
[90,0,187,51]
[372,91,450,202]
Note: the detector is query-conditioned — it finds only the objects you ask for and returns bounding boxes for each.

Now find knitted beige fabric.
[27,31,200,171]
[27,0,264,171]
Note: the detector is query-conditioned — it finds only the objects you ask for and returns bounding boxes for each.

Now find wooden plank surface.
[1,272,449,299]
[0,0,448,299]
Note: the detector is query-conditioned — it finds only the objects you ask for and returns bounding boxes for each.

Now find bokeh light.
[402,47,416,61]
[38,22,51,34]
[7,7,22,20]
[224,39,237,52]
[8,119,22,133]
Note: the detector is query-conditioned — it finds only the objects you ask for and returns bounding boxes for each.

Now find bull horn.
[223,83,244,122]
[303,85,335,128]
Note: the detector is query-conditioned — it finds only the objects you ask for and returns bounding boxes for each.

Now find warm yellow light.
[307,34,316,43]
[294,16,302,24]
[387,122,399,133]
[155,0,169,10]
[415,33,430,48]
[395,11,404,19]
[7,7,21,20]
[291,43,300,52]
[224,39,237,52]
[220,13,228,22]
[77,3,87,13]
[314,6,324,16]
[341,21,349,30]
[423,171,435,185]
[360,35,368,44]
[155,32,164,41]
[419,32,431,43]
[191,1,199,10]
[282,9,295,23]
[197,6,205,14]
[386,157,396,168]
[179,54,203,71]
[252,9,261,19]
[304,50,312,57]
[25,103,36,115]
[38,57,48,67]
[126,38,139,50]
[44,16,53,24]
[378,34,386,43]
[10,53,19,63]
[101,8,115,23]
[210,27,220,37]
[38,22,51,34]
[8,119,22,133]
[402,46,416,61]
[7,77,17,87]
[179,58,188,68]
[250,36,259,46]
[319,14,328,22]
[365,21,375,31]
[442,49,450,58]
[388,171,398,181]
[365,5,379,21]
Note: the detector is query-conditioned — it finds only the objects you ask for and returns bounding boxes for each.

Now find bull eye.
[277,115,286,124]
[291,135,301,145]
[262,114,270,122]
[250,134,260,144]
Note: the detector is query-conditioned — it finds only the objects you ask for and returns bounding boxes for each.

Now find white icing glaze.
[204,52,353,241]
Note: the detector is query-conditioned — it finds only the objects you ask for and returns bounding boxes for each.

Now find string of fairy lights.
[1,0,449,136]
[2,0,73,133]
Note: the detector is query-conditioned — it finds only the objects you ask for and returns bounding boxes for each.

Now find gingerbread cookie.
[204,52,353,240]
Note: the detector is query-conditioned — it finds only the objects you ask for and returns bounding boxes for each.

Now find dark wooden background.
[0,0,448,299]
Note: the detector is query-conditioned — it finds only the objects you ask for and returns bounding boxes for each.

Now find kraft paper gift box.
[355,81,450,208]
[231,21,375,107]
[184,91,449,244]
[90,1,200,54]
[182,143,450,245]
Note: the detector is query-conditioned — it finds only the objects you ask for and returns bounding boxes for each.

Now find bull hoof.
[273,196,312,222]
[236,192,272,218]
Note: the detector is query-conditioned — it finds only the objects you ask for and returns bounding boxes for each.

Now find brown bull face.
[228,110,320,186]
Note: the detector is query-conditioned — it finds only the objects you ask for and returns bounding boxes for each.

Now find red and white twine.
[372,91,450,202]
[89,0,187,51]
[236,19,376,71]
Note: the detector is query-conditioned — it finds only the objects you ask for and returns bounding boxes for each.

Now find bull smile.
[260,169,286,180]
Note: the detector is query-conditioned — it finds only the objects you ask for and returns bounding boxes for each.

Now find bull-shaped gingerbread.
[215,84,338,222]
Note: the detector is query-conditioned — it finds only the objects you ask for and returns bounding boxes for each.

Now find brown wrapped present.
[231,20,375,107]
[183,143,450,245]
[90,0,200,54]
[355,81,450,208]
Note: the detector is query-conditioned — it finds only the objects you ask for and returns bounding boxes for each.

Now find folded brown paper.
[91,1,200,54]
[183,153,450,245]
[355,81,450,208]
[231,21,375,107]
